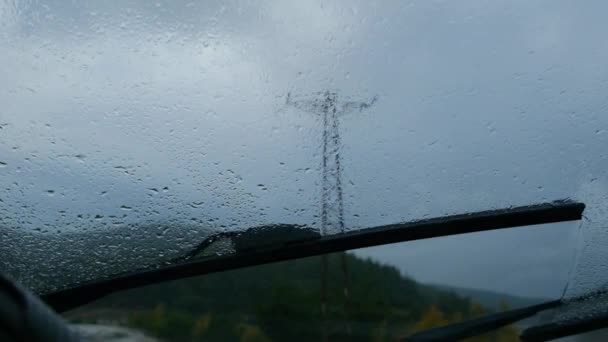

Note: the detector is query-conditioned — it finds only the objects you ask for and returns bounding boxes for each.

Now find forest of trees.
[66,253,519,341]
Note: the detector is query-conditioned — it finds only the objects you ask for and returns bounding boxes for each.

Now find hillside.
[429,284,550,310]
[66,253,519,341]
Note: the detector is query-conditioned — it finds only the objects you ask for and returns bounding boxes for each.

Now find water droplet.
[0,162,6,168]
[45,190,55,196]
[189,201,204,208]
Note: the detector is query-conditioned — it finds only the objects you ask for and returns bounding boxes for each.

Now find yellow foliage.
[470,302,486,317]
[408,303,520,342]
[152,304,165,322]
[409,305,450,333]
[192,313,212,338]
[236,323,272,342]
[148,304,167,333]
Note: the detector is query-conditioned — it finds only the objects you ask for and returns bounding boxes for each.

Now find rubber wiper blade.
[42,200,584,312]
[521,313,608,341]
[520,290,608,341]
[403,300,561,341]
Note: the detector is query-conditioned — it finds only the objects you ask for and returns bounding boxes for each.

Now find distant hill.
[428,284,550,311]
[66,253,520,341]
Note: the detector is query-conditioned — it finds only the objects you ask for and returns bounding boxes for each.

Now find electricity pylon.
[286,90,377,340]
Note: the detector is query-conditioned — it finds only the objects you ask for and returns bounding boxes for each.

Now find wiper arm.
[41,200,584,312]
[403,300,561,341]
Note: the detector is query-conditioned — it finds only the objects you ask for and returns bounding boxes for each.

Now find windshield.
[65,230,570,341]
[2,1,608,338]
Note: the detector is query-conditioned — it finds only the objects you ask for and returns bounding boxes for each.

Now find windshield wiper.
[403,300,561,341]
[415,288,608,342]
[41,200,584,312]
[521,314,608,341]
[520,290,608,341]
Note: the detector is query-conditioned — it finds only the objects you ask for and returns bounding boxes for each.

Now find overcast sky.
[2,1,608,299]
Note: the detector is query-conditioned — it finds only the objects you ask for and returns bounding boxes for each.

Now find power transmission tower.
[286,90,377,340]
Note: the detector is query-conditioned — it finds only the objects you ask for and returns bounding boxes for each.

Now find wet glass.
[64,224,576,341]
[1,0,607,313]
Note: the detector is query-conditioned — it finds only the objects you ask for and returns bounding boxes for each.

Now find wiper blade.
[403,300,561,341]
[41,200,584,312]
[408,288,608,342]
[520,290,608,341]
[521,313,608,341]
